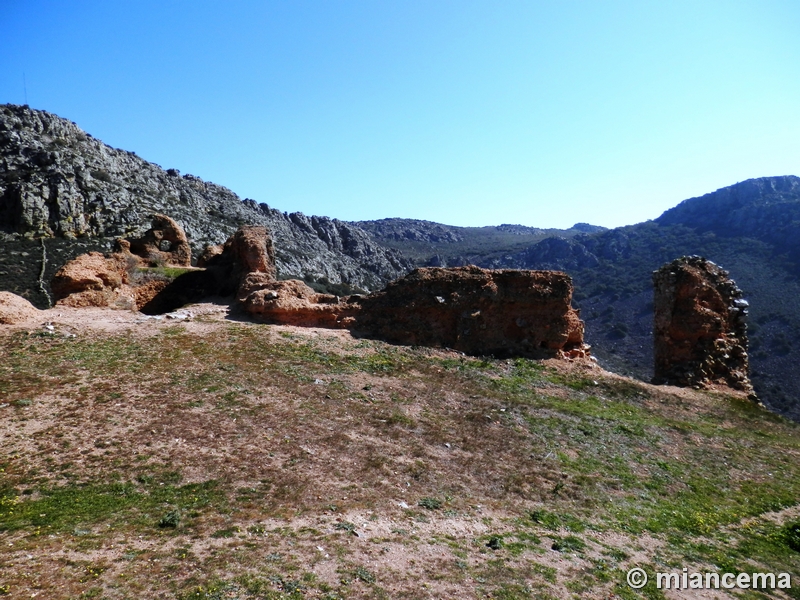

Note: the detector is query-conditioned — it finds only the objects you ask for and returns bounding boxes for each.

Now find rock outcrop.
[51,216,195,310]
[0,291,40,324]
[353,266,586,358]
[0,104,411,297]
[51,251,141,309]
[652,256,753,393]
[123,214,191,267]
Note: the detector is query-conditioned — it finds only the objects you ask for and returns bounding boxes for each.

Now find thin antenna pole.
[23,72,28,106]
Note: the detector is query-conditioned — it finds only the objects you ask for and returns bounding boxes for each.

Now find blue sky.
[2,1,799,229]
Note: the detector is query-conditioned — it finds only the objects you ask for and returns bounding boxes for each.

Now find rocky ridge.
[352,218,605,268]
[0,104,412,297]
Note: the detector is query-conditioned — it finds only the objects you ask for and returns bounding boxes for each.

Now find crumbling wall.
[123,214,192,267]
[652,256,753,393]
[52,222,588,359]
[52,215,193,310]
[351,266,585,358]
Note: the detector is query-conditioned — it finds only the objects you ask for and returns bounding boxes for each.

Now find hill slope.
[0,306,798,598]
[357,177,800,421]
[0,104,412,304]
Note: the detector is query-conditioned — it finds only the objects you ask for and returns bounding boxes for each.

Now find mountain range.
[1,104,798,420]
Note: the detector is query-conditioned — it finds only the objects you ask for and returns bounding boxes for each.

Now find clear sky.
[2,1,799,229]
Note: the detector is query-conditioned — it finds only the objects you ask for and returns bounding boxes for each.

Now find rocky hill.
[352,218,605,267]
[357,177,800,421]
[0,104,412,305]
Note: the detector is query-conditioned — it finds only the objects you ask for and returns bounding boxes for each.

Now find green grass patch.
[0,479,224,533]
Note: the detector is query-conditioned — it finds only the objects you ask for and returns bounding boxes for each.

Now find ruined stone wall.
[653,256,753,393]
[351,266,585,358]
[53,222,588,359]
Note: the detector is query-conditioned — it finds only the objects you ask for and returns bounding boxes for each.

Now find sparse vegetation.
[0,317,798,598]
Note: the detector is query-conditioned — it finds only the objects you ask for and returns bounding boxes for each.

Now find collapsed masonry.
[51,220,588,359]
[51,214,197,311]
[652,256,754,394]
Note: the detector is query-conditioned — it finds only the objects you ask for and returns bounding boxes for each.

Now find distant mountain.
[0,104,412,304]
[357,177,800,421]
[352,218,607,267]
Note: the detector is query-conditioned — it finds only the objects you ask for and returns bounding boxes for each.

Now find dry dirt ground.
[1,302,799,599]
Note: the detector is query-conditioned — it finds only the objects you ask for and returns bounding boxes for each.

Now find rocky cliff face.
[0,104,412,296]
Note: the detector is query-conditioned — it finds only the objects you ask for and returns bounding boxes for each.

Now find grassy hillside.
[1,310,798,598]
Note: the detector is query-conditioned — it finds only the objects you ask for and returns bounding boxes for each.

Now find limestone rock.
[653,256,753,393]
[0,291,40,324]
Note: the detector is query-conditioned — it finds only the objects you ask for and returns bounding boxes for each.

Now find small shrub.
[210,526,238,538]
[385,410,415,427]
[551,535,585,553]
[158,509,180,528]
[782,521,800,552]
[353,566,376,584]
[486,536,503,550]
[529,509,561,530]
[418,497,442,510]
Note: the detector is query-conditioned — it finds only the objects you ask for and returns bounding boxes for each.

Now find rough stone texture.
[0,104,411,298]
[50,215,197,310]
[50,223,588,359]
[352,266,585,358]
[0,291,40,324]
[125,213,191,266]
[50,249,178,311]
[653,256,753,393]
[197,243,224,267]
[238,277,358,328]
[51,252,135,309]
[51,224,277,314]
[51,246,184,313]
[226,226,276,279]
[201,225,276,296]
[223,230,586,358]
[220,226,357,327]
